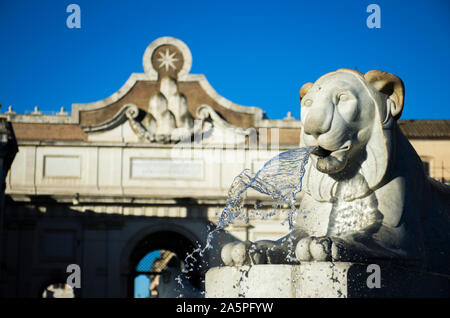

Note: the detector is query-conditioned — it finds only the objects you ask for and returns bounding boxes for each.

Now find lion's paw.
[221,242,249,266]
[221,241,267,266]
[295,236,340,262]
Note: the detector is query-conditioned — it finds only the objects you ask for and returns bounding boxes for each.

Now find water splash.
[218,146,312,231]
[177,146,312,296]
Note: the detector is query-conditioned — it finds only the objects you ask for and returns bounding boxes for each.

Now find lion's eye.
[336,91,358,122]
[337,93,349,102]
[303,99,313,107]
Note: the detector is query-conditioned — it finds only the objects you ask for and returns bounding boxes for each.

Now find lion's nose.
[303,107,333,138]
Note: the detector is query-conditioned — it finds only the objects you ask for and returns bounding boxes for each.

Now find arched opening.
[128,231,202,298]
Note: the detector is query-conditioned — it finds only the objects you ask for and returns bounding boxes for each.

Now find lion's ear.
[364,70,405,120]
[299,82,314,101]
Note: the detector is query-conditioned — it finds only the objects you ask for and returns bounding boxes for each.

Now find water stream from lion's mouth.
[176,146,312,297]
[216,146,312,231]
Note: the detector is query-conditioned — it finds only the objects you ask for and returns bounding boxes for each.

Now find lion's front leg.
[221,229,308,266]
[295,233,405,263]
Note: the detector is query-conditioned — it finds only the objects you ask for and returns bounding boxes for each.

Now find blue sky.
[0,0,449,120]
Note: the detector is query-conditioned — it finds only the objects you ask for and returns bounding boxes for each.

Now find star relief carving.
[157,48,179,72]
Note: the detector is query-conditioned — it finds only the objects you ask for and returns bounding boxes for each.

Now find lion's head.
[299,69,405,202]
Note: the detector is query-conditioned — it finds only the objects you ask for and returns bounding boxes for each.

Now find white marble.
[206,264,349,298]
[220,69,450,282]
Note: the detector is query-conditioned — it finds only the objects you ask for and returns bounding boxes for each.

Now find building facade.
[1,37,448,297]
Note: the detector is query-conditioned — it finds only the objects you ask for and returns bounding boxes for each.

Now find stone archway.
[120,224,202,298]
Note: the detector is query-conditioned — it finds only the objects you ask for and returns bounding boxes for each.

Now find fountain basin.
[205,263,450,298]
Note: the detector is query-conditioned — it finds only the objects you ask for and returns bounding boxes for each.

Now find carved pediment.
[77,37,263,144]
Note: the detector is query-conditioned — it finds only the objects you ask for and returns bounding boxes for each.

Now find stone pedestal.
[205,263,450,298]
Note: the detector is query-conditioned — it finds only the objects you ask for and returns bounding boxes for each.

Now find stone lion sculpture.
[222,69,450,275]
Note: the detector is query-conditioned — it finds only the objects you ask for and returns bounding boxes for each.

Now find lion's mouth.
[310,142,352,174]
[310,146,332,158]
[310,142,351,158]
